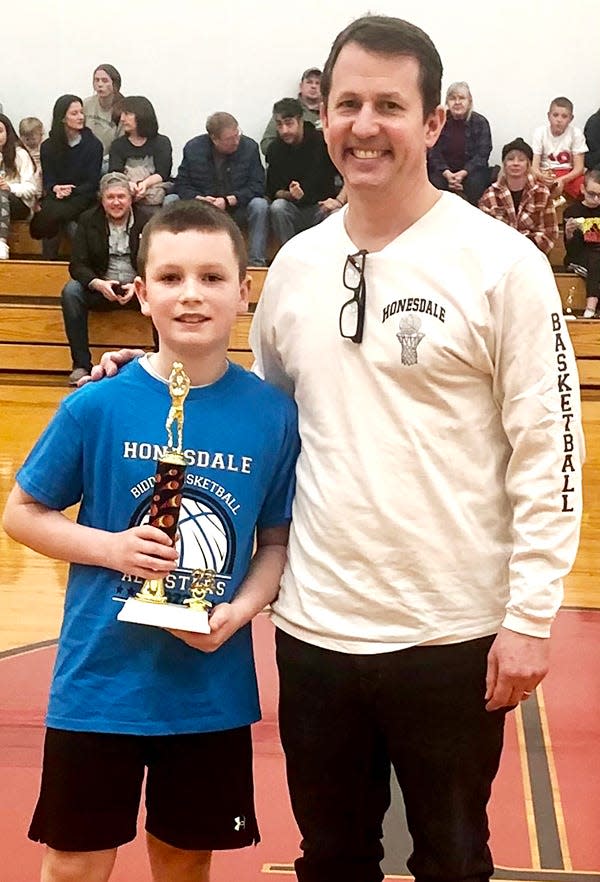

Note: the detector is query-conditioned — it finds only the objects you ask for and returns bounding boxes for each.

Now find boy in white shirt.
[532,96,587,199]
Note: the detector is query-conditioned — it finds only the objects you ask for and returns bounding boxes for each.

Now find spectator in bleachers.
[83,64,123,169]
[532,97,587,200]
[19,117,45,197]
[584,106,600,170]
[0,114,38,259]
[109,96,172,223]
[260,67,322,156]
[478,137,557,255]
[30,95,103,260]
[563,167,600,318]
[266,98,340,245]
[172,112,269,266]
[61,172,145,384]
[427,81,492,205]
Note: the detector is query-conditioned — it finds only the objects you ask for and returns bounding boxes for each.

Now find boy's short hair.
[320,15,443,119]
[584,167,600,186]
[19,116,44,136]
[137,201,248,281]
[549,96,574,114]
[273,98,304,120]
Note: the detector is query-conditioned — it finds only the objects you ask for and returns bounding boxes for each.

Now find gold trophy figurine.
[117,363,211,633]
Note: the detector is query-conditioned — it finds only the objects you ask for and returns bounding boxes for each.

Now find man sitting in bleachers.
[260,67,322,156]
[61,172,145,385]
[171,112,269,266]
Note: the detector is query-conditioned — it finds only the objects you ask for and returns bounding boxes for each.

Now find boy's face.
[548,104,572,136]
[581,177,600,208]
[135,229,249,364]
[21,128,43,150]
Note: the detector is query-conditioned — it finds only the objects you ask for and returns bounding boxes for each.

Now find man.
[251,15,583,882]
[172,112,269,266]
[260,67,322,156]
[61,172,145,385]
[92,15,583,882]
[266,98,341,244]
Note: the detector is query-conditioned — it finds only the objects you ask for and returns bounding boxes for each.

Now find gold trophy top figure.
[165,362,191,456]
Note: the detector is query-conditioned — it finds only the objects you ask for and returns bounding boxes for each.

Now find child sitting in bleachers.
[0,113,38,259]
[532,97,587,200]
[563,168,600,318]
[19,116,44,197]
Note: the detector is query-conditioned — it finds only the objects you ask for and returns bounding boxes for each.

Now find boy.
[2,201,299,882]
[19,116,44,197]
[532,97,587,199]
[564,167,600,318]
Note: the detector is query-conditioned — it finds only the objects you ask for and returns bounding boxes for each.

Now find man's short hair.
[99,172,131,195]
[550,96,574,115]
[584,167,600,186]
[320,15,443,119]
[137,200,247,281]
[273,98,304,120]
[301,67,322,81]
[206,112,239,139]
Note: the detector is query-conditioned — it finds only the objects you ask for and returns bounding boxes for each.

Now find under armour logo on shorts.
[234,815,246,831]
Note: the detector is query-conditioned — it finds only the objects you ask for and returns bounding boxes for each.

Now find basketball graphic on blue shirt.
[176,496,228,572]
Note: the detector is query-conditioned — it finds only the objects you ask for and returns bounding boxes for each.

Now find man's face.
[447,90,470,120]
[548,105,572,136]
[300,75,321,104]
[102,185,133,223]
[275,115,304,145]
[321,43,444,196]
[211,126,241,155]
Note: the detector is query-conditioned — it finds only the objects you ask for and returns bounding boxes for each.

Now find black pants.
[30,192,95,258]
[276,630,508,882]
[429,167,490,205]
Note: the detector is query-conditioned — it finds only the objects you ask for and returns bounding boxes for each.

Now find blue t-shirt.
[17,360,299,735]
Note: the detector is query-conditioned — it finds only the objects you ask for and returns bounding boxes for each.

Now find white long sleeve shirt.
[250,193,584,653]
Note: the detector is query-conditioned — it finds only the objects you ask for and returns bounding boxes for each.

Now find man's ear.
[134,276,151,316]
[425,105,446,150]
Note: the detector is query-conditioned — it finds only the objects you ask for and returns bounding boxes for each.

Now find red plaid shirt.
[478,174,558,254]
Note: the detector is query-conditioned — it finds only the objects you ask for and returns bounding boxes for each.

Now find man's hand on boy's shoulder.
[167,602,246,653]
[78,348,145,386]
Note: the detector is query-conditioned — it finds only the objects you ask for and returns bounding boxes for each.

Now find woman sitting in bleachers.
[478,137,558,255]
[427,81,493,205]
[0,113,38,259]
[108,96,172,223]
[30,94,103,260]
[83,64,123,171]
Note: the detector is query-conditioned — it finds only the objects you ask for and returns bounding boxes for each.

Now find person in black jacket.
[30,94,103,259]
[172,112,269,266]
[584,108,600,171]
[266,98,342,244]
[61,172,145,384]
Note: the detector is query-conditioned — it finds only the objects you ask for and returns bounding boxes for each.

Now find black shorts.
[29,726,260,852]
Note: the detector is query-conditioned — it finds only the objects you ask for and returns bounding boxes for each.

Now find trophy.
[117,362,213,633]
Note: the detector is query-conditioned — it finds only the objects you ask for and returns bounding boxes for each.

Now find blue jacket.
[174,134,265,206]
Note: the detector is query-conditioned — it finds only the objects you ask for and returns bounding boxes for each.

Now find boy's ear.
[237,274,250,315]
[134,276,151,316]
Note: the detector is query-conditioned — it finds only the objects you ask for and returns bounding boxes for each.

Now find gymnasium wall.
[3,0,599,169]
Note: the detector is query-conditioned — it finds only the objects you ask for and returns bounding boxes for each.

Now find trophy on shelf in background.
[117,362,213,633]
[563,285,577,321]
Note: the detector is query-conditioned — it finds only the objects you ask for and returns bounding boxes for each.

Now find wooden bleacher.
[0,260,266,377]
[0,259,599,390]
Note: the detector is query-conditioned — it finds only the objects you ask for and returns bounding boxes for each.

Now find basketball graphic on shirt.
[175,496,228,572]
[396,315,425,366]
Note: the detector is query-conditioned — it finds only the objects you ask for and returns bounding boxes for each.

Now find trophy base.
[117,597,210,633]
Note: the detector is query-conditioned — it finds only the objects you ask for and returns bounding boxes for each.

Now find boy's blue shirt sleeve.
[257,397,300,530]
[16,398,84,511]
